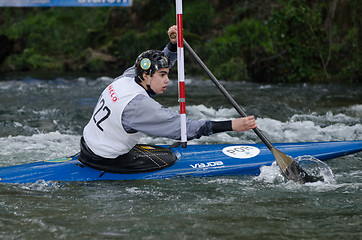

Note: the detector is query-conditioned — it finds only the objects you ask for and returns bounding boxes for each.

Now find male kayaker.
[79,25,257,172]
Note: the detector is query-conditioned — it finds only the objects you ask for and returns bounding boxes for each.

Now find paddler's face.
[143,68,170,94]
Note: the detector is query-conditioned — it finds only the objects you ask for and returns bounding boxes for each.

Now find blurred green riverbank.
[0,0,361,83]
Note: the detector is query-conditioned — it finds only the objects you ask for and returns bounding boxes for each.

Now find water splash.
[256,156,336,185]
[296,155,336,184]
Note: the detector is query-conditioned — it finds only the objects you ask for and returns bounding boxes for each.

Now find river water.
[0,75,361,239]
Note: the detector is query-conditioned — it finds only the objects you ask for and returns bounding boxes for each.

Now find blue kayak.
[0,140,361,184]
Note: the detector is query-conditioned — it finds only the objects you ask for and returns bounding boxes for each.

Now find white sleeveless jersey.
[83,77,148,158]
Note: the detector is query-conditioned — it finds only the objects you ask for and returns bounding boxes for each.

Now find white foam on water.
[255,162,286,184]
[290,111,361,125]
[342,104,362,118]
[147,104,362,147]
[256,114,361,143]
[20,180,64,192]
[0,132,80,166]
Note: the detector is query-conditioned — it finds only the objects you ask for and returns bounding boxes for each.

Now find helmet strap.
[137,76,155,96]
[146,84,156,96]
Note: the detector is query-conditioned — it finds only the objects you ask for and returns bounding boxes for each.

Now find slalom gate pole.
[176,0,187,148]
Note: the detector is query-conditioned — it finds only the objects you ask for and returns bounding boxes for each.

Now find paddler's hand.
[168,25,177,44]
[232,116,257,132]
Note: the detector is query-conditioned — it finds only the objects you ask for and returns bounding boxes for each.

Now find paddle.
[182,38,310,184]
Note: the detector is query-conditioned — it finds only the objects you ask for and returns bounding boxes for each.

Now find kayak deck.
[0,141,361,183]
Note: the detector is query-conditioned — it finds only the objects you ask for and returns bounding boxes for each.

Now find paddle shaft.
[183,38,274,150]
[183,38,310,184]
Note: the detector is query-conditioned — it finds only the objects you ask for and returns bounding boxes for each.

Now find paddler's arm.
[164,25,177,67]
[121,94,249,140]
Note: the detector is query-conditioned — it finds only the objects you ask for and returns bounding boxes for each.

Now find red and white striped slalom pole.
[176,0,187,148]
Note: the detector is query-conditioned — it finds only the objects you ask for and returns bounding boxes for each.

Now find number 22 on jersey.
[93,98,111,131]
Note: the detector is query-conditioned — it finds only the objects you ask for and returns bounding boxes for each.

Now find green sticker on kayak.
[45,157,72,163]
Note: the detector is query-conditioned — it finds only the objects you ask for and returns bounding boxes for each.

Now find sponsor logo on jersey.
[108,84,118,102]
